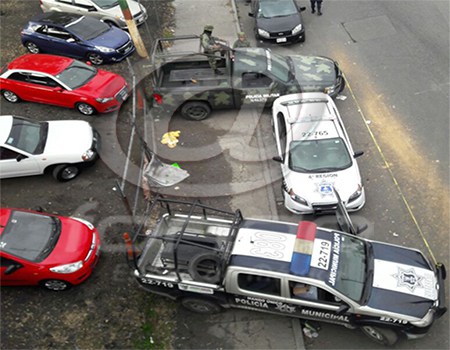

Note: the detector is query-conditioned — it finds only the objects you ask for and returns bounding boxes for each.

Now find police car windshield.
[289,138,352,173]
[329,233,366,302]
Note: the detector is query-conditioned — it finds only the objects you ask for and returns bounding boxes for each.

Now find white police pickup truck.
[126,195,446,346]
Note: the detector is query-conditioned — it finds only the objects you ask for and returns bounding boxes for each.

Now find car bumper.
[101,45,136,63]
[93,84,129,114]
[284,188,366,215]
[258,29,305,44]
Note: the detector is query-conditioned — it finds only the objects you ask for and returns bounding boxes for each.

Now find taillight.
[153,93,163,105]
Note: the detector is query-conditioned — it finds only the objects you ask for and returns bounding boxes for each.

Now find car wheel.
[361,326,399,346]
[41,279,72,291]
[338,77,346,93]
[25,42,40,54]
[2,90,20,103]
[87,53,104,65]
[52,164,81,182]
[76,102,96,116]
[188,252,221,284]
[181,298,222,314]
[180,101,211,120]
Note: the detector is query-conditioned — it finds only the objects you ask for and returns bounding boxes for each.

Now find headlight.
[410,309,435,327]
[292,24,303,35]
[50,261,83,274]
[96,97,114,103]
[289,188,308,206]
[82,149,96,161]
[95,46,115,53]
[324,85,336,95]
[348,184,363,203]
[258,28,270,39]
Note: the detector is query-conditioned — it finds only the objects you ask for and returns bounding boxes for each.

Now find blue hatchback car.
[21,12,135,65]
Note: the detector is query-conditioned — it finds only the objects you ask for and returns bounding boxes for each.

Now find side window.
[74,0,95,10]
[289,281,341,304]
[0,147,23,160]
[45,26,72,40]
[0,257,18,267]
[57,0,74,4]
[242,72,273,88]
[277,112,287,154]
[7,72,29,83]
[27,74,59,87]
[238,273,281,296]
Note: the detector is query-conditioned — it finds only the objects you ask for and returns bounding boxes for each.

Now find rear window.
[0,211,61,262]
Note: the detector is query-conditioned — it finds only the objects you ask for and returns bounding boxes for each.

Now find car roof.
[30,11,83,27]
[230,219,336,283]
[0,115,13,144]
[7,54,74,76]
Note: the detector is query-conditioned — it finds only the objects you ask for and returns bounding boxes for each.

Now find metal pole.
[118,0,149,59]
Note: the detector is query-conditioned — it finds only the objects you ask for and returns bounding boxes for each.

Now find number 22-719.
[311,239,332,270]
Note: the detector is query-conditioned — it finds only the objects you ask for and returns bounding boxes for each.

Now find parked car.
[40,0,148,29]
[21,11,135,65]
[0,207,101,291]
[0,115,99,181]
[249,0,306,44]
[272,92,365,214]
[0,53,129,115]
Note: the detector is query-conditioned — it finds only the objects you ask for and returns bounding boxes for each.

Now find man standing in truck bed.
[200,25,224,75]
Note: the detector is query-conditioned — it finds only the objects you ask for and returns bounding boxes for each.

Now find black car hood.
[256,14,301,33]
[366,242,438,319]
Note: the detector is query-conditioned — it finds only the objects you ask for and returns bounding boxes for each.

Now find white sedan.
[0,115,99,181]
[272,92,365,214]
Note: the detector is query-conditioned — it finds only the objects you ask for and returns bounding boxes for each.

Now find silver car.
[40,0,148,29]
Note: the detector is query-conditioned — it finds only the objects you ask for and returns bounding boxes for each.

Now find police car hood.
[367,241,438,318]
[288,166,360,206]
[289,55,337,89]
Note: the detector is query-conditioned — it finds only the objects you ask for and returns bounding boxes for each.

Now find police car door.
[238,72,280,108]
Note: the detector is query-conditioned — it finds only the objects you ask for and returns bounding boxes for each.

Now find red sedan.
[0,208,100,291]
[0,54,129,115]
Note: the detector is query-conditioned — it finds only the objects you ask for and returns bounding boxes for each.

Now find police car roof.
[230,219,332,280]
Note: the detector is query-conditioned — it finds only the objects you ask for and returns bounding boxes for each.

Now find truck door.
[236,72,281,108]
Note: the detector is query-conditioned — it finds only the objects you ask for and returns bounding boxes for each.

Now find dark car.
[249,0,306,44]
[20,11,135,65]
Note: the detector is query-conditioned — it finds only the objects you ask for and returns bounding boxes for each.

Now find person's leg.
[310,0,315,13]
[317,0,322,15]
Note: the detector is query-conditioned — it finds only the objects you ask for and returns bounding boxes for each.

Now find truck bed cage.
[129,195,243,283]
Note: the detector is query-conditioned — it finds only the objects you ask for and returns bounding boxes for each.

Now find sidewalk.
[171,1,305,349]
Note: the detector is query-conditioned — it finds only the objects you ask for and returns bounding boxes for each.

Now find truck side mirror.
[356,224,368,234]
[272,156,283,163]
[5,264,22,275]
[354,151,364,158]
[16,154,27,162]
[336,304,349,315]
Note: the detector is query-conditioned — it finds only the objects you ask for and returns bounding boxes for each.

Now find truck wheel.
[188,252,221,284]
[181,298,222,314]
[52,164,81,182]
[181,101,211,120]
[360,326,399,346]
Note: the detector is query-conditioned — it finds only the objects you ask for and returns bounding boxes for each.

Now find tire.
[338,76,346,93]
[361,326,399,346]
[76,102,96,116]
[87,52,104,65]
[25,42,40,54]
[52,164,81,182]
[2,90,20,103]
[181,101,211,120]
[188,252,221,284]
[181,297,222,314]
[40,279,71,291]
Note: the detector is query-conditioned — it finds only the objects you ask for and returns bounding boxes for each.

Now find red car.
[0,54,129,115]
[0,208,100,291]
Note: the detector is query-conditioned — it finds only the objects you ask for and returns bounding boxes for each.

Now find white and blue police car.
[272,92,365,214]
[128,196,446,346]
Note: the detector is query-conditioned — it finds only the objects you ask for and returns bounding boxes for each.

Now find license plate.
[276,37,287,43]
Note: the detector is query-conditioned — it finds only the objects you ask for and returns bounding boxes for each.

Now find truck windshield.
[327,232,366,302]
[0,211,61,262]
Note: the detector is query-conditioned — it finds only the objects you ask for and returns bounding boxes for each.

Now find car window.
[0,147,24,160]
[0,256,19,267]
[26,73,60,88]
[289,281,340,304]
[43,25,73,40]
[74,0,96,9]
[277,112,287,155]
[237,273,281,296]
[55,60,97,89]
[91,0,119,9]
[68,15,110,40]
[0,211,62,262]
[289,138,352,172]
[57,0,75,4]
[5,117,48,155]
[242,72,273,88]
[7,72,29,83]
[258,0,298,18]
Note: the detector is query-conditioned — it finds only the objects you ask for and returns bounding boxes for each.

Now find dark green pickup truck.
[148,35,345,120]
